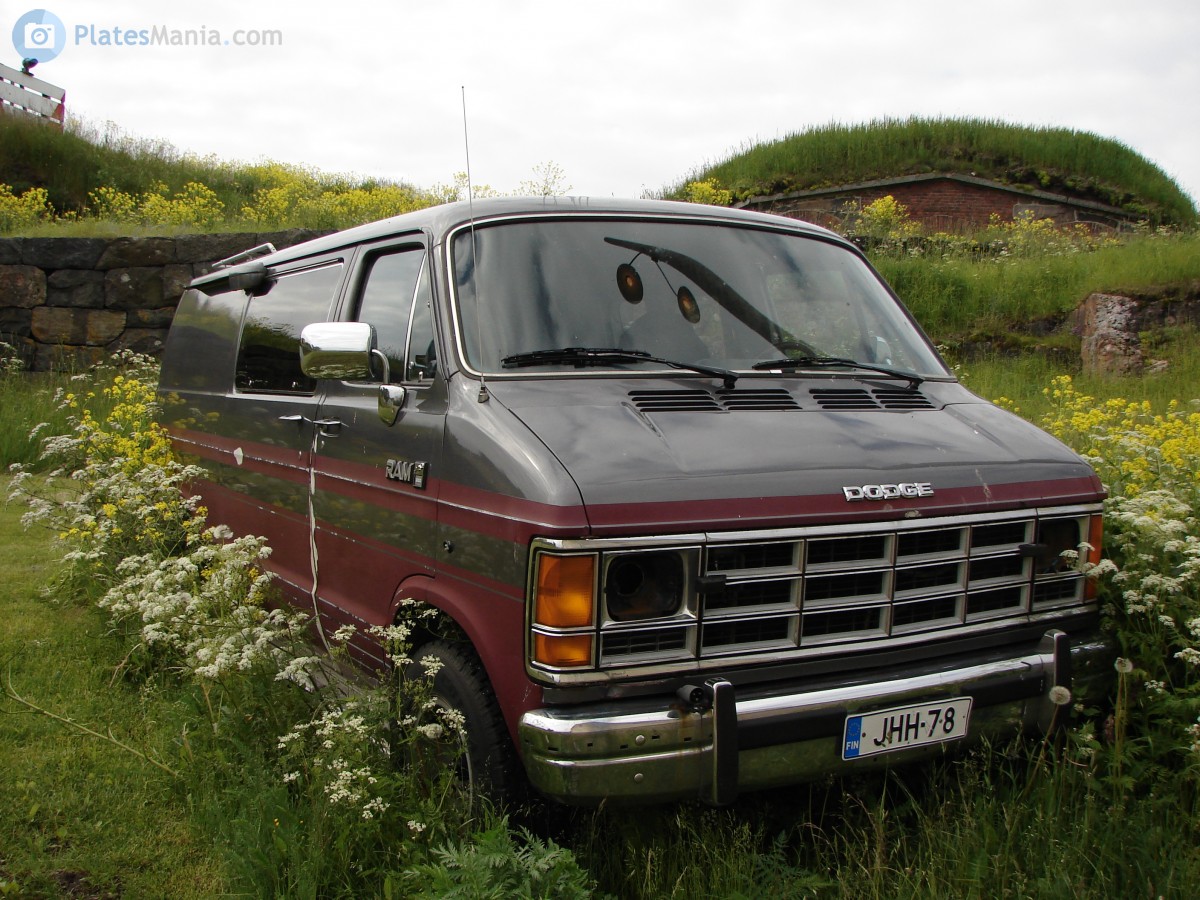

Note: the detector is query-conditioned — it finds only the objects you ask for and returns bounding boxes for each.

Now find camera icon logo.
[24,21,55,47]
[12,9,67,63]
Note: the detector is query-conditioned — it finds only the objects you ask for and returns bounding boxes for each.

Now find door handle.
[277,414,341,436]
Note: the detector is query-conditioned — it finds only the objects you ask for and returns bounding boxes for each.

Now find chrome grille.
[594,507,1097,668]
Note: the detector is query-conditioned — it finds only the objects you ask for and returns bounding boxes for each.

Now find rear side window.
[235,263,343,394]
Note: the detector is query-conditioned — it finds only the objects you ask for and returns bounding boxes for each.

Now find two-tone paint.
[158,197,1109,805]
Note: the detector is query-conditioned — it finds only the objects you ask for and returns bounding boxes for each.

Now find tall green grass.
[567,742,1200,898]
[674,117,1197,226]
[959,328,1200,423]
[0,113,422,224]
[0,372,88,469]
[0,477,228,897]
[6,464,1197,896]
[876,229,1200,340]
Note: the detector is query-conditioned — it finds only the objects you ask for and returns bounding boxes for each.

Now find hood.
[488,377,1103,534]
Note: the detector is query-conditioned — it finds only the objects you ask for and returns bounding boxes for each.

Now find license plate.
[842,697,972,760]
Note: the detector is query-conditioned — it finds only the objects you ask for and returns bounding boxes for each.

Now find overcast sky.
[8,0,1199,208]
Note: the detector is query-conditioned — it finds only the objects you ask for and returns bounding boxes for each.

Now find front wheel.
[408,641,525,805]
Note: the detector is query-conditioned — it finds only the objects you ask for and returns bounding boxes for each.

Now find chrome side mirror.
[299,322,376,380]
[299,322,407,426]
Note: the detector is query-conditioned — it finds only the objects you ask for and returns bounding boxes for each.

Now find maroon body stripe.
[172,427,1103,544]
[584,476,1105,534]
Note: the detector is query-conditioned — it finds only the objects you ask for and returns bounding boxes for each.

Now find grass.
[672,117,1198,226]
[568,747,1200,898]
[876,229,1200,340]
[959,327,1200,424]
[1,114,437,235]
[4,505,1197,900]
[0,477,228,897]
[0,372,81,469]
[0,113,415,222]
[5,348,1200,897]
[3,495,1195,899]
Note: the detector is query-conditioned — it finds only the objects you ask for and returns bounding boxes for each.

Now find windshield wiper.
[501,347,738,389]
[750,355,923,389]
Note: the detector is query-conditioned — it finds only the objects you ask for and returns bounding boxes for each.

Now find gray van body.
[158,197,1108,805]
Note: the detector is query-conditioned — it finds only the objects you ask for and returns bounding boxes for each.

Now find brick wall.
[0,230,326,370]
[749,176,1124,232]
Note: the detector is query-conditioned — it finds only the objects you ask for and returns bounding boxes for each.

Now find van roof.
[190,196,843,292]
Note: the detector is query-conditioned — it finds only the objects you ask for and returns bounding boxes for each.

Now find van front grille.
[590,508,1097,669]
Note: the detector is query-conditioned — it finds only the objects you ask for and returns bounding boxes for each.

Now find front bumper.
[518,629,1112,805]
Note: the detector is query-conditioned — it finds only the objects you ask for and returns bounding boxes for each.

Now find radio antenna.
[461,86,489,402]
[461,85,475,206]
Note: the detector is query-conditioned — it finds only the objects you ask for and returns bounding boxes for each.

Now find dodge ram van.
[158,197,1109,805]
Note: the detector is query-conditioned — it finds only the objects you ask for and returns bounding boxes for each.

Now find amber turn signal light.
[533,633,593,668]
[1085,514,1104,600]
[534,554,596,628]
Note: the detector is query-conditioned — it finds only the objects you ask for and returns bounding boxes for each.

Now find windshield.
[451,218,950,379]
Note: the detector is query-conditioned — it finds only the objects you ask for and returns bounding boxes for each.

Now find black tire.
[408,640,525,805]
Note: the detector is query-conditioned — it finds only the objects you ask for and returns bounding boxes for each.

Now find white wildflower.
[1174,648,1200,668]
[439,707,467,734]
[362,796,389,820]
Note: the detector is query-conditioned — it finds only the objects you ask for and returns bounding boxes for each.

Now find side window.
[405,267,437,382]
[235,263,343,394]
[354,247,425,382]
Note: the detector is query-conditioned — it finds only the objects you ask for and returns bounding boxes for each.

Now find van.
[158,197,1109,805]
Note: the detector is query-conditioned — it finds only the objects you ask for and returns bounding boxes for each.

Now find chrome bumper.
[518,630,1112,805]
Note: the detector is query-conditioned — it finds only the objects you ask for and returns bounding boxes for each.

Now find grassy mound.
[0,113,421,223]
[673,117,1197,227]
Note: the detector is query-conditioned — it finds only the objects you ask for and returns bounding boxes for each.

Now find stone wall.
[1072,283,1200,377]
[0,230,327,371]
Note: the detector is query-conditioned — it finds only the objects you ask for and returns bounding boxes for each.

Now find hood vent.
[811,387,935,411]
[629,389,723,412]
[628,386,933,413]
[629,387,802,413]
[716,388,802,411]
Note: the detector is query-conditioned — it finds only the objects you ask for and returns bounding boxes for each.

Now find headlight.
[1030,512,1104,604]
[604,552,685,622]
[1033,514,1103,576]
[1033,518,1082,575]
[529,546,695,673]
